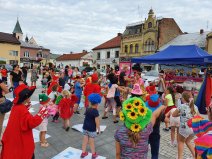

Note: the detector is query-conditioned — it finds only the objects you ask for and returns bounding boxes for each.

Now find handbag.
[0,98,13,114]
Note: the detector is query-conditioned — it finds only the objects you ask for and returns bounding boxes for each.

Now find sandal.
[40,142,49,148]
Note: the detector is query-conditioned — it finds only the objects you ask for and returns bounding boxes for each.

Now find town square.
[0,0,212,159]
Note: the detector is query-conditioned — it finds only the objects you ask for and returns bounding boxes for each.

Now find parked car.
[141,70,159,82]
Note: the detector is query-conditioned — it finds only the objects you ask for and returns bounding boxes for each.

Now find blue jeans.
[13,82,19,98]
[149,123,160,159]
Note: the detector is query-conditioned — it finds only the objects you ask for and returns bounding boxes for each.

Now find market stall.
[131,45,212,114]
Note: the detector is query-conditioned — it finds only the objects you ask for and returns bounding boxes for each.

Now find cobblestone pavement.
[3,74,195,159]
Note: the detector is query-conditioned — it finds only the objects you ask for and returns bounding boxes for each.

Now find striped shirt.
[114,123,153,159]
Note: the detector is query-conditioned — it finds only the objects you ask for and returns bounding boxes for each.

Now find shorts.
[114,96,122,107]
[83,129,97,138]
[170,116,180,127]
[107,98,116,107]
[179,127,194,138]
[76,95,81,104]
[39,118,48,132]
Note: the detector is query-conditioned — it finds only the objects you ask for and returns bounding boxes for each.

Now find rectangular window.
[9,50,18,56]
[97,52,100,60]
[115,51,119,58]
[107,51,110,58]
[24,51,30,57]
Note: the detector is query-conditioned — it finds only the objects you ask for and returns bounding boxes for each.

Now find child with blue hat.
[81,93,101,159]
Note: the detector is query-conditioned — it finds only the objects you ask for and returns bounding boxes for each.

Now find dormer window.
[148,22,152,28]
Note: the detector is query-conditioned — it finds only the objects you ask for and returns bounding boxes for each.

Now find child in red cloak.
[58,90,78,131]
[1,84,48,159]
[84,73,101,109]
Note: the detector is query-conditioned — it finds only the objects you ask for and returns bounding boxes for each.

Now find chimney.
[82,50,87,53]
[200,29,204,34]
[117,33,122,36]
[70,51,73,54]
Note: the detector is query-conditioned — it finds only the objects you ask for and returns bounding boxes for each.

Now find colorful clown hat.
[119,97,152,133]
[145,94,162,112]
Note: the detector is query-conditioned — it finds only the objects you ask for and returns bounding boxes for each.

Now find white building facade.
[56,52,93,68]
[93,48,120,69]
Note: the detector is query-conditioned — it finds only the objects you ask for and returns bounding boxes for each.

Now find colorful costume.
[188,116,212,159]
[58,95,78,119]
[84,73,101,108]
[1,84,47,159]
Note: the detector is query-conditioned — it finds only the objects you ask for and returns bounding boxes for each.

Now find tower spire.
[13,18,23,40]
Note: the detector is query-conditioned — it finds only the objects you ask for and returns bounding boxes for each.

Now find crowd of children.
[0,64,211,159]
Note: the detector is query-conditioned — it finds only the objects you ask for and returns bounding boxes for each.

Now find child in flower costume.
[115,97,166,159]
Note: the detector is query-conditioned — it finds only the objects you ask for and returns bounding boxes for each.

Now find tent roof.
[131,45,212,65]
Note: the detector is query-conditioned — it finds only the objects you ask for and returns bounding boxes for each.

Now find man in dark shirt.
[119,65,131,87]
[21,64,28,83]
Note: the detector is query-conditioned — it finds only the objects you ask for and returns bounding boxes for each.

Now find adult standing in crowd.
[157,70,166,97]
[10,64,22,97]
[21,64,28,84]
[31,65,38,86]
[72,67,81,78]
[1,65,8,85]
[64,65,69,83]
[0,79,9,142]
[119,65,132,100]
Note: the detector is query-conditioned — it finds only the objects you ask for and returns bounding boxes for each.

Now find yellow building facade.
[120,9,183,61]
[0,32,21,64]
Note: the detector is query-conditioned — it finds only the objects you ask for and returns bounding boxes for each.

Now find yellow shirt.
[165,94,174,106]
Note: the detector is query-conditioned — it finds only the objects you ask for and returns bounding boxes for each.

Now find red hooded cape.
[84,83,101,107]
[58,95,78,119]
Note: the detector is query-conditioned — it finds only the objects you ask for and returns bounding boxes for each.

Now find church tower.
[13,18,23,40]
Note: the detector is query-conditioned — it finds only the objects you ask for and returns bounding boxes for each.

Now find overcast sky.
[0,0,211,54]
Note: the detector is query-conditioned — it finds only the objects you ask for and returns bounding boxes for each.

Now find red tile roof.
[56,52,88,61]
[92,33,122,50]
[0,32,21,45]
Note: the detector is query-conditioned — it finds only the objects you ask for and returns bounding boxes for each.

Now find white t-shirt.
[64,83,71,91]
[48,91,57,101]
[107,84,118,98]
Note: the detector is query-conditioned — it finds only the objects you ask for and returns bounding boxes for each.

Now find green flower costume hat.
[119,97,152,133]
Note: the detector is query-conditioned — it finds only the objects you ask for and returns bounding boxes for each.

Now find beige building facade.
[120,9,183,62]
[207,32,212,54]
[0,32,21,64]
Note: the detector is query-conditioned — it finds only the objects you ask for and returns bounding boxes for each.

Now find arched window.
[148,22,152,28]
[130,44,133,53]
[144,39,155,52]
[135,44,139,53]
[124,45,128,53]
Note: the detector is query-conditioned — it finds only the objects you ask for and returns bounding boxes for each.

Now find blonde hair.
[127,130,140,147]
[182,92,196,116]
[62,90,70,98]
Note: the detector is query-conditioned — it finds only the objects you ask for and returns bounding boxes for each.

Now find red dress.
[1,104,42,159]
[84,83,101,108]
[59,95,78,119]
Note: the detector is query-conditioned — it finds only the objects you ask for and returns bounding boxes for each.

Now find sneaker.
[113,120,119,123]
[163,128,169,132]
[74,111,80,114]
[169,141,176,147]
[65,127,70,132]
[40,142,49,148]
[102,116,108,119]
[92,152,98,159]
[80,152,88,158]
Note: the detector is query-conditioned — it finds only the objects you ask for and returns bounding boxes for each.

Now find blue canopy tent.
[131,45,212,114]
[131,45,212,65]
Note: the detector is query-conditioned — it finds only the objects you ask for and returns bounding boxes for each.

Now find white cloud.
[0,0,211,54]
